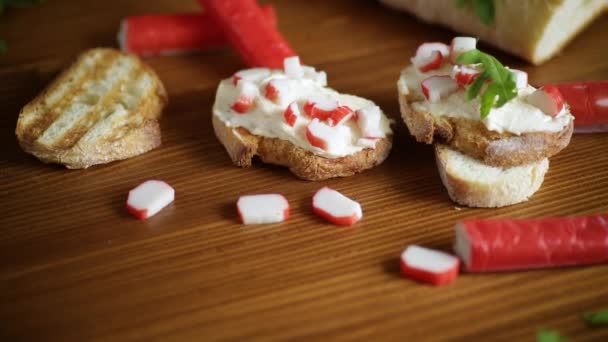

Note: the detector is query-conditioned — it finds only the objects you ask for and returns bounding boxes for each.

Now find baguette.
[435,144,548,208]
[16,48,167,169]
[380,0,607,65]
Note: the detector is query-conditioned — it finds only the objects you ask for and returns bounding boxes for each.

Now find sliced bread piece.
[379,0,607,65]
[435,144,549,208]
[16,48,168,169]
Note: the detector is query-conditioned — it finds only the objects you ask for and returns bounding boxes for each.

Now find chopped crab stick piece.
[126,180,175,220]
[411,42,449,72]
[421,76,459,103]
[264,78,291,106]
[356,105,385,138]
[117,5,277,56]
[312,187,362,226]
[283,101,300,127]
[306,119,348,153]
[237,194,290,224]
[528,85,564,117]
[400,245,460,286]
[454,215,608,272]
[451,65,481,87]
[450,36,477,63]
[304,97,339,121]
[547,81,608,132]
[231,80,258,113]
[284,56,304,79]
[199,0,296,68]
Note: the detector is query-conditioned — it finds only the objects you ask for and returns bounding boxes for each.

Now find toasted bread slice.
[213,115,392,181]
[16,48,167,169]
[399,90,573,167]
[380,0,607,65]
[435,144,548,208]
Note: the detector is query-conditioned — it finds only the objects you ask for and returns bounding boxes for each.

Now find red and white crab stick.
[454,215,608,272]
[546,81,608,133]
[118,5,277,57]
[199,0,297,69]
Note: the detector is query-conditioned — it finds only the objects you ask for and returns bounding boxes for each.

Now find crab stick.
[547,81,608,133]
[454,215,608,272]
[118,5,277,57]
[198,0,296,68]
[400,245,460,286]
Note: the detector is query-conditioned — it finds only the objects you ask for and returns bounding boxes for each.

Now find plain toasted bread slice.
[435,144,548,208]
[397,75,573,168]
[380,0,607,65]
[213,115,392,181]
[16,48,167,169]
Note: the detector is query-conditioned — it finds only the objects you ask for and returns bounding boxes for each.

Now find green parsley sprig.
[455,48,517,119]
[582,309,608,326]
[537,329,568,342]
[455,0,496,25]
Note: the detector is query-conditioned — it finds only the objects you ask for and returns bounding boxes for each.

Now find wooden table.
[1,1,607,340]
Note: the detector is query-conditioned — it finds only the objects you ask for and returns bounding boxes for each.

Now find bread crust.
[399,92,573,168]
[435,144,549,208]
[16,48,167,169]
[212,115,392,181]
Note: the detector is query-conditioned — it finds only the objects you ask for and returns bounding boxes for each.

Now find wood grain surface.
[1,1,607,340]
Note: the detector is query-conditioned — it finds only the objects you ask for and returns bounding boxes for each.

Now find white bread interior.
[435,144,549,208]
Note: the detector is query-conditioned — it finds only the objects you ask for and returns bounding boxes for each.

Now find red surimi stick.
[118,5,277,57]
[454,215,608,272]
[546,81,608,133]
[198,0,297,69]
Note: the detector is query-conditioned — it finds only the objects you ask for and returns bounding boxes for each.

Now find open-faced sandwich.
[212,56,393,181]
[398,37,574,207]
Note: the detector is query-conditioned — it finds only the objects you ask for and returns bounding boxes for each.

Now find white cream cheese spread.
[399,65,573,135]
[213,64,392,158]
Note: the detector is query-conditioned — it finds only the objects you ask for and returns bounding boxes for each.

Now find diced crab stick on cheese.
[284,56,304,79]
[117,5,277,57]
[126,180,175,220]
[356,105,385,138]
[400,245,460,286]
[451,65,481,87]
[548,81,608,132]
[306,119,349,153]
[411,42,449,72]
[283,101,301,127]
[421,76,459,103]
[450,36,477,63]
[508,68,528,89]
[327,105,354,127]
[454,215,608,272]
[304,97,339,121]
[527,85,564,116]
[237,194,290,224]
[302,66,328,86]
[233,68,271,86]
[231,80,259,113]
[312,187,362,226]
[264,78,291,107]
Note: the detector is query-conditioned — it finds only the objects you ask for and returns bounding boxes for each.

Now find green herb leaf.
[582,309,608,326]
[537,329,567,342]
[454,0,496,25]
[0,40,7,53]
[456,49,517,118]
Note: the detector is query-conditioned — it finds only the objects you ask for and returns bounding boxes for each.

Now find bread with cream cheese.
[379,0,607,65]
[435,144,549,208]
